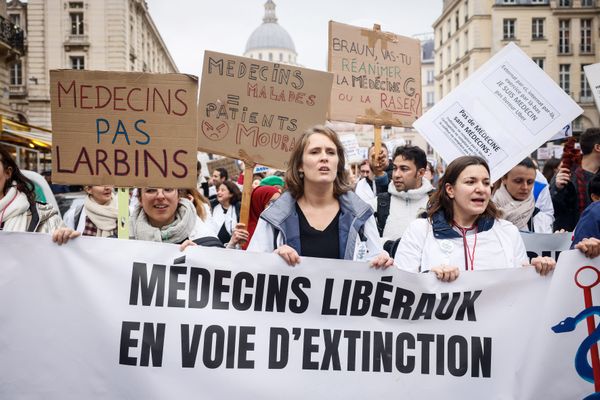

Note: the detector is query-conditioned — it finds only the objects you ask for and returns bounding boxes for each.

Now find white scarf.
[84,195,118,237]
[493,184,535,230]
[130,198,197,244]
[0,186,31,232]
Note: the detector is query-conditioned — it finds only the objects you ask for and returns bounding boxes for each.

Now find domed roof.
[244,1,296,54]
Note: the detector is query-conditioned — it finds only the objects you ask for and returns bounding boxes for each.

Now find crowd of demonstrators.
[395,156,556,282]
[371,145,433,257]
[208,167,228,208]
[571,173,600,255]
[247,125,393,268]
[63,185,118,237]
[354,143,392,202]
[492,158,553,233]
[550,128,600,231]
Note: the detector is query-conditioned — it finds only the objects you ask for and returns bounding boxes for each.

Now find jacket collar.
[388,178,434,200]
[431,210,495,239]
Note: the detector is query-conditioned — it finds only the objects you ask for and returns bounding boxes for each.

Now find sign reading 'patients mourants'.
[328,21,422,127]
[414,42,583,181]
[198,51,333,170]
[50,70,198,188]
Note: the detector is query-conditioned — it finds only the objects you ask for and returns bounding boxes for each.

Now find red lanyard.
[453,222,478,271]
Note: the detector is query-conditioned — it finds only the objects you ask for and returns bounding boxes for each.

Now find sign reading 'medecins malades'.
[50,70,198,188]
[198,51,333,170]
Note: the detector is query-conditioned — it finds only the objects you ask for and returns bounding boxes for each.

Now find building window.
[426,91,434,107]
[581,64,592,101]
[503,19,516,40]
[258,53,262,60]
[455,39,459,60]
[70,12,84,35]
[464,0,468,22]
[533,57,545,70]
[580,19,592,54]
[532,18,544,39]
[10,62,22,85]
[581,0,594,6]
[558,20,570,54]
[464,30,468,54]
[455,11,459,31]
[531,0,546,3]
[455,72,460,87]
[559,64,570,94]
[426,70,434,84]
[558,0,571,6]
[447,19,451,38]
[268,52,273,61]
[71,56,85,70]
[446,47,451,67]
[502,0,516,3]
[8,14,20,28]
[69,1,84,8]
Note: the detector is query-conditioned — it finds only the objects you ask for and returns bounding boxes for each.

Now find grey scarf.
[130,198,196,243]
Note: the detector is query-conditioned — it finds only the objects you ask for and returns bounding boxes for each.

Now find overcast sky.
[145,0,444,75]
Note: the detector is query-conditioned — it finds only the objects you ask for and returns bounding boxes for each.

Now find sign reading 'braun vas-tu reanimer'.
[50,70,198,188]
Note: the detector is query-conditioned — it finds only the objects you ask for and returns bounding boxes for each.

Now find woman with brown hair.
[211,180,242,246]
[395,156,555,282]
[247,125,392,268]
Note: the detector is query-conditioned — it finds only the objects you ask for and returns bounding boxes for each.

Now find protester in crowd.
[178,187,215,232]
[358,159,373,180]
[209,167,228,208]
[371,146,433,256]
[248,125,393,268]
[492,158,553,233]
[424,161,436,186]
[571,173,600,256]
[211,180,242,246]
[130,187,219,248]
[259,175,285,190]
[354,143,391,202]
[395,156,555,282]
[63,185,118,237]
[542,157,560,184]
[251,172,266,190]
[551,128,600,231]
[196,161,210,199]
[0,147,77,244]
[531,159,555,229]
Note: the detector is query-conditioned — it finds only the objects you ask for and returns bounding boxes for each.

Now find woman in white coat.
[395,156,555,282]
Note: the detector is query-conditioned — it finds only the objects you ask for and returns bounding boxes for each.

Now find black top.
[296,203,340,259]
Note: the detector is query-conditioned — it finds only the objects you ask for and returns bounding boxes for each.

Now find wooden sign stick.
[117,187,130,239]
[239,162,255,228]
[374,124,382,166]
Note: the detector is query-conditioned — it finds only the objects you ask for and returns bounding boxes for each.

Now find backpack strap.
[527,207,541,232]
[26,202,40,232]
[374,193,391,236]
[74,203,84,230]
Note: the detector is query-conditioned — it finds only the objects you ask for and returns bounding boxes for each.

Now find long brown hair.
[285,125,352,199]
[0,146,35,204]
[427,156,500,223]
[178,187,210,221]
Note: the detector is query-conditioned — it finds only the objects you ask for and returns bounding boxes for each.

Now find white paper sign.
[414,42,583,181]
[339,134,362,163]
[584,62,600,114]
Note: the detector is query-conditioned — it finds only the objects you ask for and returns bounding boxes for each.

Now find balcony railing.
[580,92,594,103]
[9,85,27,97]
[0,15,24,54]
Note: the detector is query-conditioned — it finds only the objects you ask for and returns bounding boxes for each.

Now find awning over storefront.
[0,117,52,149]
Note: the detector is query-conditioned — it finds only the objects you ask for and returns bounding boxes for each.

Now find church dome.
[244,1,297,54]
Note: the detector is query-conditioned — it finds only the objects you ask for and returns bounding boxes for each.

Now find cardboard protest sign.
[50,70,198,188]
[198,51,333,170]
[328,21,422,127]
[584,62,600,113]
[1,232,597,399]
[206,157,240,180]
[414,42,583,181]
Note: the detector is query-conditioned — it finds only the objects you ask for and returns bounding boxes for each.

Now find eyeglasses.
[142,188,176,196]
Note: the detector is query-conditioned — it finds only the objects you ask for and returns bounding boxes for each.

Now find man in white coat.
[370,146,433,255]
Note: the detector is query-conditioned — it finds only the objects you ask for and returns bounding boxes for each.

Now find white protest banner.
[198,51,333,170]
[584,63,600,113]
[521,231,573,262]
[0,231,596,399]
[414,42,583,181]
[516,250,600,400]
[50,70,198,188]
[549,123,573,141]
[339,134,362,163]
